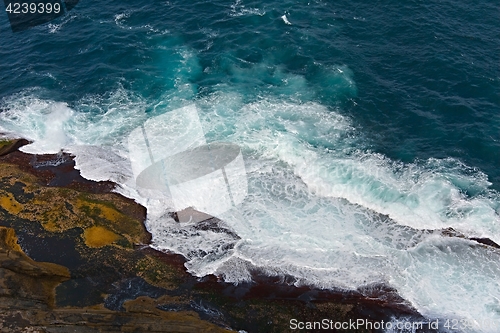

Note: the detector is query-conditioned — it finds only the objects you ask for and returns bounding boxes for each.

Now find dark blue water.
[1,0,498,187]
[1,0,499,331]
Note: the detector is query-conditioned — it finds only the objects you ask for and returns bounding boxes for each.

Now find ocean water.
[1,0,499,331]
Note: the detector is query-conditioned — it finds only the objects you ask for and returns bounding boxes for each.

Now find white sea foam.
[0,97,73,154]
[230,0,266,17]
[47,13,76,33]
[2,84,500,332]
[0,88,150,155]
[114,11,131,29]
[281,15,292,25]
[200,97,499,242]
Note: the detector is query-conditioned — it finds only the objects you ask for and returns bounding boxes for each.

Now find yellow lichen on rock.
[0,192,23,215]
[84,226,119,248]
[0,226,23,253]
[76,195,147,244]
[76,198,122,223]
[97,203,122,222]
[38,202,74,232]
[0,162,147,243]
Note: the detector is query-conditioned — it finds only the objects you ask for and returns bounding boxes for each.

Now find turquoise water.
[1,0,499,331]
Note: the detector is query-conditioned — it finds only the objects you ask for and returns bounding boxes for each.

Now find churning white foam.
[230,0,266,17]
[0,88,149,155]
[281,14,292,25]
[201,97,500,242]
[2,87,500,332]
[0,96,73,154]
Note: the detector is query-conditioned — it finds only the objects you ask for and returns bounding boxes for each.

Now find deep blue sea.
[1,0,499,331]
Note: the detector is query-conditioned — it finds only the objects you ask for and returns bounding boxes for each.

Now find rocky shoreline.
[0,138,479,332]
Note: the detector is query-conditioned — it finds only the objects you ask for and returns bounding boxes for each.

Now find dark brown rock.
[0,138,30,157]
